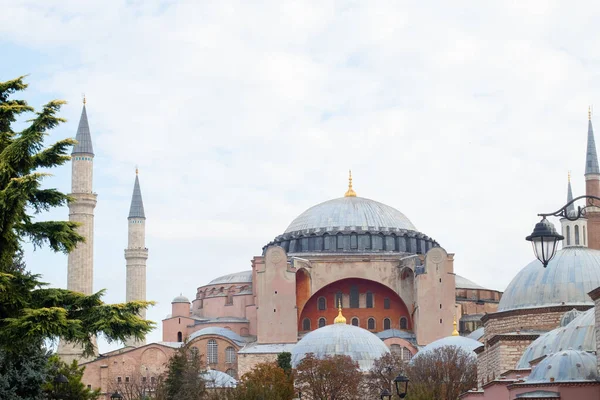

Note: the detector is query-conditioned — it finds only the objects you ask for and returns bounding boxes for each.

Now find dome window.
[351,317,359,326]
[302,318,311,331]
[318,318,326,328]
[575,225,580,245]
[384,318,391,330]
[368,318,376,330]
[400,317,408,330]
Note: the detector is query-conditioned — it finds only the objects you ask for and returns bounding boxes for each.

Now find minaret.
[124,169,148,347]
[58,97,98,362]
[561,173,587,247]
[585,107,600,250]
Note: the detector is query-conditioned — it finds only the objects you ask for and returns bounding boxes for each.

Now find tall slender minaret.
[585,107,600,250]
[124,169,148,347]
[58,98,98,362]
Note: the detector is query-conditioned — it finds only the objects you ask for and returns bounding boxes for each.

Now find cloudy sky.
[3,1,600,350]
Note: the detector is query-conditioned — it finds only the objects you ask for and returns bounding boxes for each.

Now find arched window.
[402,347,413,361]
[302,318,311,331]
[350,285,359,308]
[566,225,571,245]
[226,346,236,364]
[351,317,359,326]
[335,291,343,308]
[226,369,236,378]
[400,317,408,330]
[368,318,375,330]
[584,226,587,245]
[189,347,199,359]
[575,225,580,245]
[177,331,183,342]
[383,318,391,330]
[384,298,390,309]
[318,317,326,328]
[390,344,401,354]
[318,297,326,311]
[366,292,373,308]
[207,339,218,364]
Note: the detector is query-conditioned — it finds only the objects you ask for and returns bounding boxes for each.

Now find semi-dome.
[498,247,600,312]
[291,323,390,371]
[285,196,417,233]
[516,308,596,369]
[415,335,482,358]
[526,350,598,383]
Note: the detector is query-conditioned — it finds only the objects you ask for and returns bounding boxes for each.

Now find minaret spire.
[124,168,148,347]
[586,107,599,176]
[567,171,575,215]
[585,107,600,250]
[58,101,98,362]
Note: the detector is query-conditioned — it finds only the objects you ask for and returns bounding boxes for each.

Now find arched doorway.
[298,278,411,333]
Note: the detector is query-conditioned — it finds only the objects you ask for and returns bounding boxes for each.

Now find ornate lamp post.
[49,373,68,399]
[380,388,392,399]
[110,391,123,400]
[393,374,409,398]
[526,195,600,267]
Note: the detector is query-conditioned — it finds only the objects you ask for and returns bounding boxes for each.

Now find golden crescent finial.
[589,106,592,121]
[568,171,571,183]
[452,315,459,336]
[135,165,139,175]
[83,94,86,105]
[344,170,357,197]
[334,298,346,324]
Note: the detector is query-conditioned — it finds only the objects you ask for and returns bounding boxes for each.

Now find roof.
[128,174,145,219]
[172,295,190,303]
[284,196,417,234]
[238,342,296,354]
[208,270,252,285]
[416,335,482,358]
[515,391,559,398]
[455,274,489,290]
[586,119,599,175]
[498,247,600,312]
[375,329,416,342]
[72,105,94,155]
[516,308,596,369]
[291,323,390,372]
[201,370,237,388]
[188,327,248,346]
[466,327,485,341]
[525,350,598,383]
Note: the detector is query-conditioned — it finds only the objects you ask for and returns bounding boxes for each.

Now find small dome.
[466,327,484,342]
[208,270,252,285]
[201,370,237,388]
[416,335,482,358]
[285,197,417,234]
[517,308,595,369]
[498,247,600,312]
[172,295,190,303]
[526,350,598,383]
[560,309,583,327]
[291,323,390,371]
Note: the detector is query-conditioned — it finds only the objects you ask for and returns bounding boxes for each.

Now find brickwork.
[237,353,279,377]
[589,287,600,372]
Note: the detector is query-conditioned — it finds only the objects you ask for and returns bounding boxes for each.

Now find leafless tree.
[365,352,407,399]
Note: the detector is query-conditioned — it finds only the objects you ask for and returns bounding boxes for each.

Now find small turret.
[562,172,587,248]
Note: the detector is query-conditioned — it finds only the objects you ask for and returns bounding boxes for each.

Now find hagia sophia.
[60,102,600,399]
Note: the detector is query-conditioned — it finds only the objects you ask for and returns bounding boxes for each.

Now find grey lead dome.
[285,196,417,233]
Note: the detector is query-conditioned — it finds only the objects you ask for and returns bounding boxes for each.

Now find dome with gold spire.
[264,171,438,254]
[291,306,390,371]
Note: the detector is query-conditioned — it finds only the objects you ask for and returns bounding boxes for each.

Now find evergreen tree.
[0,76,154,356]
[0,343,49,400]
[277,351,292,376]
[155,344,206,400]
[42,355,100,400]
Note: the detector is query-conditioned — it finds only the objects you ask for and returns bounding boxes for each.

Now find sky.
[2,0,600,351]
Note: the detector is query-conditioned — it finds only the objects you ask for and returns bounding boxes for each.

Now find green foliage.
[233,362,294,400]
[155,344,206,400]
[277,351,292,375]
[43,355,100,400]
[294,353,363,400]
[0,77,155,356]
[0,343,50,400]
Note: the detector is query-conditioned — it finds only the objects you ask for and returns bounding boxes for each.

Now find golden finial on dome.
[452,315,459,336]
[334,299,347,324]
[344,170,357,197]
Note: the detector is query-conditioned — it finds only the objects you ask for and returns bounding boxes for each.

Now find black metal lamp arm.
[538,195,600,221]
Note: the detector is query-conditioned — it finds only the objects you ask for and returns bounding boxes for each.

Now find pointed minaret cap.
[344,170,357,197]
[586,106,599,175]
[452,316,459,336]
[334,299,347,324]
[128,169,146,219]
[566,171,575,215]
[72,100,94,155]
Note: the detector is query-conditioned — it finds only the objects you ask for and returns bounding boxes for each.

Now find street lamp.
[526,194,600,267]
[51,373,68,399]
[110,391,123,400]
[393,374,409,398]
[526,217,564,267]
[380,388,392,400]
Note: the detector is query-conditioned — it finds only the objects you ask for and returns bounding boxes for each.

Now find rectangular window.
[142,377,147,383]
[117,377,122,383]
[349,285,359,308]
[384,298,390,309]
[125,376,130,383]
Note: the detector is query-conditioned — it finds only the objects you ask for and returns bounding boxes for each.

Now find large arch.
[295,268,311,319]
[298,278,412,333]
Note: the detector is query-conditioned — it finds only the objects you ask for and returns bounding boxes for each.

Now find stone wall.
[237,353,279,377]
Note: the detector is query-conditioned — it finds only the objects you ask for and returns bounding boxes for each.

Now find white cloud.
[4,0,600,349]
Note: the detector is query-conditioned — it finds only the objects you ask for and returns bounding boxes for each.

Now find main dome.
[498,247,600,312]
[284,196,417,233]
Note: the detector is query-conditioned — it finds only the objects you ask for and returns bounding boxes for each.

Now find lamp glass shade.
[526,218,563,267]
